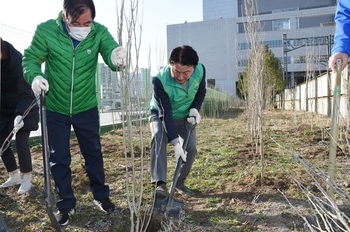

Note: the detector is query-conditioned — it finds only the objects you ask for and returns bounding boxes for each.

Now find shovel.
[40,90,63,232]
[153,121,197,218]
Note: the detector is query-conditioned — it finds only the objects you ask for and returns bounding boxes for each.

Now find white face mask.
[68,26,91,41]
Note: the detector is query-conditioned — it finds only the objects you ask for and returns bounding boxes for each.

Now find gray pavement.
[30,112,121,137]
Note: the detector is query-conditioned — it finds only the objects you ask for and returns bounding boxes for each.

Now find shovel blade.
[154,198,184,218]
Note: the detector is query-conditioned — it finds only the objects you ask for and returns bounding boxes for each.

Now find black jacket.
[1,40,39,132]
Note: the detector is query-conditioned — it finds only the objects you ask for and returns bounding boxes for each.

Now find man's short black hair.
[169,45,199,66]
[63,0,96,23]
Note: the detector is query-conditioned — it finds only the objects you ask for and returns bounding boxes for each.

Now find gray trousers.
[149,116,197,187]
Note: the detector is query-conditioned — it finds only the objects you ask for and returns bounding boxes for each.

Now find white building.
[167,0,337,96]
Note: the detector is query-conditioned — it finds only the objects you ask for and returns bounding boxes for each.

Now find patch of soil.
[0,109,349,231]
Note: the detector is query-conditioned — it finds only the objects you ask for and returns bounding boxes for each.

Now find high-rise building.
[98,64,151,110]
[98,63,121,109]
[203,0,238,20]
[167,0,337,96]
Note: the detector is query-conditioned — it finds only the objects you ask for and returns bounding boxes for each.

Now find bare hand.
[328,52,348,73]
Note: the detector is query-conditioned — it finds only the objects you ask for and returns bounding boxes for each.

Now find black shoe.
[55,208,75,226]
[175,185,194,196]
[155,184,168,199]
[93,198,115,213]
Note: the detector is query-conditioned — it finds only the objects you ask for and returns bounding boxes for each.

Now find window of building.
[272,19,290,31]
[207,79,216,88]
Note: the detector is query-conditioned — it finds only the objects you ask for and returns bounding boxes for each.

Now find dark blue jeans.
[46,107,109,211]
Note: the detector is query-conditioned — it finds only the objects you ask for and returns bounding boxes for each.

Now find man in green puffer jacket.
[22,0,126,226]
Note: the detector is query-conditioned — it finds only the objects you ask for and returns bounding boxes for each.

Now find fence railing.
[275,67,349,117]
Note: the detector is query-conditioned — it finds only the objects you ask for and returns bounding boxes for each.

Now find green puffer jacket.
[23,12,119,115]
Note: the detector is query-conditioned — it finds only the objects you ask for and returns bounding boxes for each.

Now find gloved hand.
[187,108,201,124]
[13,115,24,132]
[174,143,187,162]
[111,46,127,66]
[31,76,49,94]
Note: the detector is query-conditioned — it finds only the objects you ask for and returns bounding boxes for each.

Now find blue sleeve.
[332,0,350,55]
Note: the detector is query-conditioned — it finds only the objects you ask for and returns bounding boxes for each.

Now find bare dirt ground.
[0,109,349,231]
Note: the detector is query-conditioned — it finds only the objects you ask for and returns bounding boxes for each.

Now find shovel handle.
[40,90,63,231]
[40,90,52,203]
[167,122,197,206]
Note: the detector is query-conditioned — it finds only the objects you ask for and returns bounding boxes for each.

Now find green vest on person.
[150,62,204,119]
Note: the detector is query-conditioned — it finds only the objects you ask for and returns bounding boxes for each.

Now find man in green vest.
[149,45,206,198]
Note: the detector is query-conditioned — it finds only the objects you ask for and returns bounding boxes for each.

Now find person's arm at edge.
[329,0,350,71]
[16,53,35,116]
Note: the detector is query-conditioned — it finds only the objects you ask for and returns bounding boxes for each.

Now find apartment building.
[98,64,151,110]
[167,0,337,96]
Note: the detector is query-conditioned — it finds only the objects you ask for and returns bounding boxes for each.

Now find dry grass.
[0,108,349,231]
